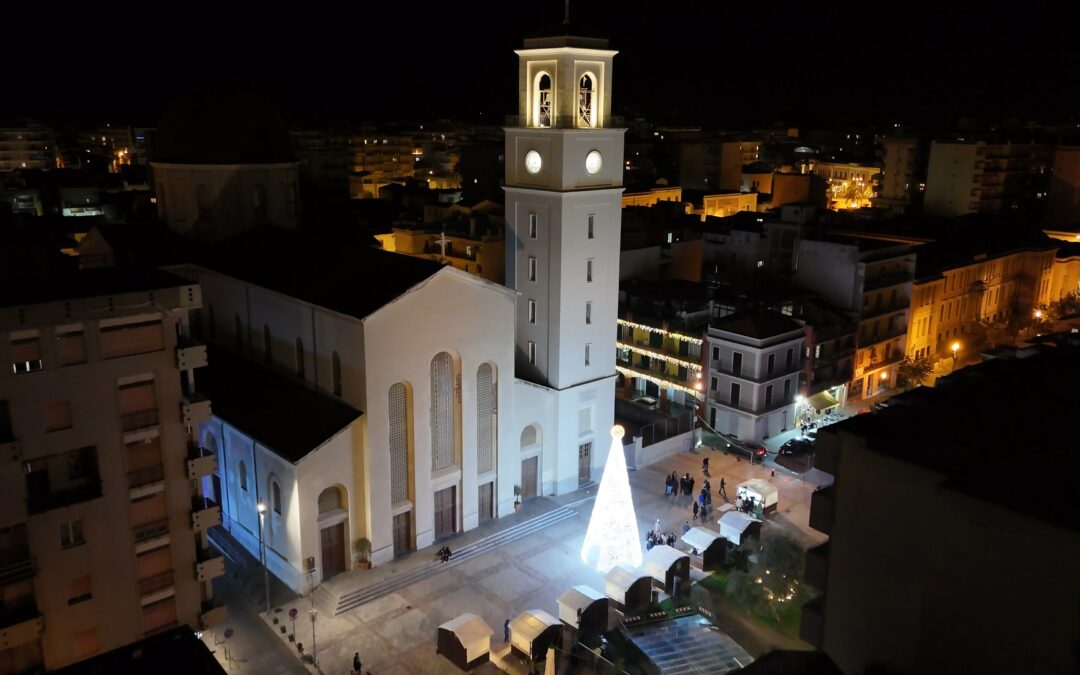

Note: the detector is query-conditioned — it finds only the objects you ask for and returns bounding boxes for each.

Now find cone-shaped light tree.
[581,425,643,572]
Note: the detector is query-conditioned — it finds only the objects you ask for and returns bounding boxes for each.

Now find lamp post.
[256,502,270,614]
[309,608,318,667]
[950,342,960,371]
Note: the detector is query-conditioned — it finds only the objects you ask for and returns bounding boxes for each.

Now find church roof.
[200,346,362,463]
[199,227,445,320]
[523,22,611,49]
[153,87,296,165]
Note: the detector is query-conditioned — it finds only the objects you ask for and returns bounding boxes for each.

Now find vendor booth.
[680,526,726,571]
[437,613,493,671]
[604,565,653,611]
[718,510,761,546]
[736,478,778,516]
[557,585,607,635]
[643,544,691,597]
[509,609,561,661]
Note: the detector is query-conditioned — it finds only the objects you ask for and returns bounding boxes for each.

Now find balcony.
[133,518,170,549]
[191,496,222,532]
[200,599,228,629]
[863,270,913,292]
[27,481,102,515]
[809,484,836,535]
[128,464,165,490]
[710,362,801,384]
[176,341,208,370]
[863,352,904,371]
[120,409,159,433]
[137,570,175,603]
[195,550,225,582]
[181,396,212,427]
[711,395,795,417]
[0,603,44,649]
[186,446,217,481]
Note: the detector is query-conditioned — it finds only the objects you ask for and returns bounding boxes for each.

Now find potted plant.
[513,485,522,511]
[354,537,372,570]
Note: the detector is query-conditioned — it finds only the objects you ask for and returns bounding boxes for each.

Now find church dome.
[153,87,296,165]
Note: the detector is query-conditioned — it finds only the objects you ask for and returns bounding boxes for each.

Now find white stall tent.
[736,478,778,509]
[604,565,649,605]
[437,613,493,667]
[643,544,689,583]
[718,510,758,545]
[680,526,721,552]
[557,585,605,627]
[509,609,560,656]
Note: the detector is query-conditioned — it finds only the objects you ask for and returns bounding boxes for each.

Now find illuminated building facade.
[812,161,880,211]
[621,186,685,208]
[701,192,759,218]
[616,318,706,413]
[0,266,224,671]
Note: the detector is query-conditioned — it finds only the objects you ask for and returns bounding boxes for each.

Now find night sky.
[9,2,1080,129]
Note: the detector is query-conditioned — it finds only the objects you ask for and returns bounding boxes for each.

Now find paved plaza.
[209,441,830,674]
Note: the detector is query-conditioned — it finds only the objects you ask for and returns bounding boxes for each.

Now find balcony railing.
[710,362,801,384]
[133,518,170,544]
[27,481,102,515]
[865,352,904,370]
[0,557,35,587]
[711,395,795,416]
[0,602,43,644]
[504,114,625,129]
[120,409,159,432]
[137,570,174,596]
[128,464,165,489]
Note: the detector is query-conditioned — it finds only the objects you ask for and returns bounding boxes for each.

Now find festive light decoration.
[581,426,643,573]
[617,319,703,345]
[615,341,702,371]
[615,366,701,396]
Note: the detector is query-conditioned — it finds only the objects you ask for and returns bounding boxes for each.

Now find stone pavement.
[253,445,828,674]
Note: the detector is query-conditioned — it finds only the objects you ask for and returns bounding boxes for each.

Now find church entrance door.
[521,456,538,500]
[392,512,412,558]
[434,486,456,540]
[320,522,346,580]
[578,442,592,486]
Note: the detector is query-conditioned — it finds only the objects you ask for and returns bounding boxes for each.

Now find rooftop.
[199,227,445,321]
[200,346,362,463]
[830,343,1080,534]
[711,312,804,340]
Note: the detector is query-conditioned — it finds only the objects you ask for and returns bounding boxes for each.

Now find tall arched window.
[476,363,495,474]
[295,338,305,380]
[318,486,342,513]
[430,352,456,470]
[388,383,409,504]
[578,73,595,128]
[234,314,243,351]
[238,460,248,491]
[533,72,553,128]
[252,184,267,222]
[332,351,342,397]
[271,479,282,515]
[263,325,272,364]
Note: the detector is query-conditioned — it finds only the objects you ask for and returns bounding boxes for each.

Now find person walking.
[719,477,727,500]
[702,456,710,474]
[353,652,362,674]
[504,618,510,643]
[692,501,699,519]
[682,520,691,534]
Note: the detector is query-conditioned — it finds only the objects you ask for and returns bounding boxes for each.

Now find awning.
[681,526,721,552]
[807,390,839,412]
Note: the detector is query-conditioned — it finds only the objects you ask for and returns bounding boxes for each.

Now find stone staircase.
[328,505,578,616]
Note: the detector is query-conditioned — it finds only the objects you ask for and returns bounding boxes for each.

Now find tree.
[897,356,932,390]
[727,532,807,622]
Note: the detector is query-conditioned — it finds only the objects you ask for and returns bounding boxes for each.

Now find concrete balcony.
[191,497,221,532]
[809,484,836,536]
[128,464,165,490]
[200,599,228,629]
[132,518,171,553]
[138,570,175,606]
[176,342,208,370]
[0,606,44,649]
[120,409,160,433]
[0,557,35,588]
[186,446,217,481]
[195,551,225,583]
[181,396,212,427]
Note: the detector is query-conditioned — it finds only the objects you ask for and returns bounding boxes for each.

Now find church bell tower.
[505,29,624,493]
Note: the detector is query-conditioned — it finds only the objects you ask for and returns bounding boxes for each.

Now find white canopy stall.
[680,526,726,571]
[437,613,493,671]
[509,609,561,661]
[643,544,691,597]
[736,478,779,515]
[557,585,607,635]
[718,510,761,546]
[604,564,653,611]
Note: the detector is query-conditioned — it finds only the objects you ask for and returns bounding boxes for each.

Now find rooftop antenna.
[564,0,570,25]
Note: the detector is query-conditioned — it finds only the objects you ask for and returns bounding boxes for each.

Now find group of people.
[645,529,677,550]
[436,545,452,562]
[665,471,696,497]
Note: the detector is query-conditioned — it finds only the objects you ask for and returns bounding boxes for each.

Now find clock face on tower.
[585,150,603,175]
[524,150,542,175]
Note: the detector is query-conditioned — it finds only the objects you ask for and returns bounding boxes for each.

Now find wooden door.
[434,486,456,540]
[478,482,494,522]
[320,523,346,579]
[578,442,592,486]
[392,512,412,557]
[521,456,538,500]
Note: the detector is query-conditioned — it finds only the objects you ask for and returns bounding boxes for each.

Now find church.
[164,29,626,592]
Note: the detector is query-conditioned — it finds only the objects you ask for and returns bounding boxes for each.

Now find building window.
[585,302,592,325]
[815,344,822,358]
[784,378,792,402]
[10,336,43,374]
[263,325,272,364]
[712,346,719,361]
[732,352,742,376]
[332,351,342,397]
[389,383,410,503]
[586,259,593,283]
[430,352,457,471]
[528,300,537,324]
[44,401,73,432]
[239,460,248,491]
[767,353,775,376]
[295,338,305,380]
[57,330,87,366]
[25,446,101,515]
[765,385,773,408]
[271,480,282,515]
[730,383,741,408]
[528,257,537,282]
[476,363,496,474]
[588,215,595,239]
[60,519,85,549]
[756,260,765,268]
[528,341,537,365]
[585,343,591,367]
[529,213,537,239]
[68,574,93,606]
[710,376,717,391]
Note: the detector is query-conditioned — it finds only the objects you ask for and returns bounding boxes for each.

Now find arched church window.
[534,72,553,128]
[238,460,248,491]
[430,352,456,470]
[389,383,410,503]
[578,73,595,128]
[476,363,495,474]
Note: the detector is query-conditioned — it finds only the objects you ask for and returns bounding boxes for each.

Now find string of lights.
[616,365,703,395]
[615,341,703,371]
[617,319,703,346]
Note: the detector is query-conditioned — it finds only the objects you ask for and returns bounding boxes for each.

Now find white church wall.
[512,378,558,496]
[295,425,360,588]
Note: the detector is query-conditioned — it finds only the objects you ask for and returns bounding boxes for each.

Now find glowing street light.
[256,502,270,613]
[951,342,960,369]
[1034,309,1044,320]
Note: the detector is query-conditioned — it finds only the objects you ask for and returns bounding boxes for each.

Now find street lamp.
[1034,309,1043,320]
[950,342,960,369]
[256,502,270,614]
[309,608,318,667]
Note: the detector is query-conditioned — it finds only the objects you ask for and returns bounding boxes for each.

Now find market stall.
[604,564,653,611]
[736,478,778,516]
[437,613,493,671]
[680,526,726,571]
[509,609,561,661]
[556,585,607,635]
[643,544,690,597]
[718,510,761,546]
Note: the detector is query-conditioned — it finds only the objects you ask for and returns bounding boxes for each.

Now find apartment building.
[924,140,1050,217]
[0,125,57,172]
[873,137,928,212]
[0,264,223,671]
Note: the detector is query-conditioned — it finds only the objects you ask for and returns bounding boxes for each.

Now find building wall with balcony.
[0,277,204,670]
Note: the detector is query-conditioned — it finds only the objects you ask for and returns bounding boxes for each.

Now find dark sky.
[9,2,1080,129]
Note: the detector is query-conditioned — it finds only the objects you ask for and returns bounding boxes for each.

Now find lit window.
[528,341,537,365]
[528,300,537,324]
[529,213,537,239]
[60,519,85,549]
[757,260,765,268]
[528,257,537,282]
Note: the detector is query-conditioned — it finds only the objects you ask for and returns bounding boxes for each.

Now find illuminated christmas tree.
[581,426,643,572]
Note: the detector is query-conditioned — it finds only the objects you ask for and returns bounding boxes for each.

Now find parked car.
[721,436,767,459]
[779,437,814,455]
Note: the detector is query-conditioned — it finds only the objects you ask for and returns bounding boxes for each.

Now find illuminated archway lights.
[580,425,643,573]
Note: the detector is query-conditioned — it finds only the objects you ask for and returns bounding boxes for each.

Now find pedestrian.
[692,501,699,518]
[680,474,689,496]
[654,518,662,534]
[504,618,510,643]
[719,477,727,500]
[353,652,362,674]
[682,520,690,534]
[688,476,695,495]
[702,456,709,474]
[703,478,711,493]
